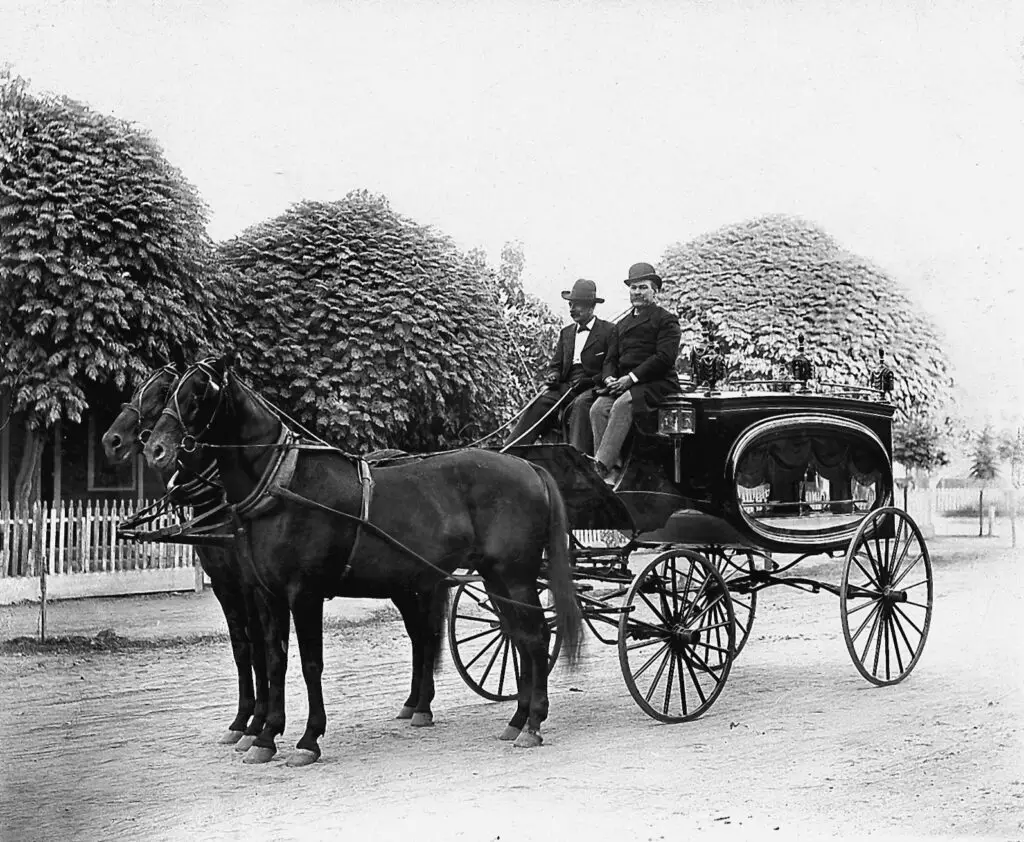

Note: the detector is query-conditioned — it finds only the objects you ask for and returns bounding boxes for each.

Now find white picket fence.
[1,499,194,581]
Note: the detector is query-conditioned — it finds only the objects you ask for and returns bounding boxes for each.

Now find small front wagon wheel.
[447,580,561,702]
[841,507,934,686]
[618,549,736,723]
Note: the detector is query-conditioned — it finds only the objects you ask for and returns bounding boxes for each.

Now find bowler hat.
[561,278,604,304]
[623,262,663,290]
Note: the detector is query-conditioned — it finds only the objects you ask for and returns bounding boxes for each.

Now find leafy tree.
[659,215,952,416]
[968,424,1000,537]
[214,191,516,453]
[998,426,1023,546]
[0,73,222,503]
[470,241,562,410]
[892,413,951,507]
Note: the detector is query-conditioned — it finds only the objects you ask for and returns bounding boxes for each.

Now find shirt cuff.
[628,372,639,384]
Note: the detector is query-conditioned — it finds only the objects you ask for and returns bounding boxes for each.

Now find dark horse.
[101,362,270,751]
[143,354,583,766]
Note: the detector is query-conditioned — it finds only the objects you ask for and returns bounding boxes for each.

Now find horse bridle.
[159,360,225,453]
[121,365,180,446]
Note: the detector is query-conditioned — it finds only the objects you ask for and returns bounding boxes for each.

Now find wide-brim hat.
[561,278,604,303]
[623,262,663,290]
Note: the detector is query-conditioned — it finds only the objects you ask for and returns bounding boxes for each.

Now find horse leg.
[505,582,550,749]
[395,585,447,727]
[287,592,326,767]
[209,577,255,745]
[243,589,290,765]
[236,583,269,753]
[392,594,424,722]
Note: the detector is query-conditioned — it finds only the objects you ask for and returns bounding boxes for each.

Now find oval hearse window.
[727,414,893,547]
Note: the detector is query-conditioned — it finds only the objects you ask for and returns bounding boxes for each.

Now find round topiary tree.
[659,215,952,416]
[215,191,517,453]
[0,72,222,502]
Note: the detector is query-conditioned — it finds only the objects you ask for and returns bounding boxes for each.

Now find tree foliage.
[0,72,220,430]
[968,424,1000,484]
[658,215,952,416]
[997,426,1023,488]
[214,191,516,452]
[892,414,951,476]
[469,241,562,409]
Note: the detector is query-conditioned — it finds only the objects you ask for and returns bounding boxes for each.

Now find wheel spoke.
[642,646,673,705]
[464,629,503,670]
[633,640,672,682]
[625,635,671,653]
[455,625,502,646]
[476,636,507,684]
[852,551,882,590]
[638,584,673,626]
[675,651,689,718]
[889,606,918,663]
[845,597,880,617]
[849,597,883,641]
[662,646,676,714]
[683,652,712,704]
[890,552,924,589]
[892,602,927,638]
[862,606,884,670]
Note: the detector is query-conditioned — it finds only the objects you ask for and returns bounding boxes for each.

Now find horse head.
[101,361,184,464]
[144,353,234,472]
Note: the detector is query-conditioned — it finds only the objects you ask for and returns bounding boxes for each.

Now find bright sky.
[3,0,1022,425]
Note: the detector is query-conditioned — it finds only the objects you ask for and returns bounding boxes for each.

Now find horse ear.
[169,344,188,373]
[211,352,235,377]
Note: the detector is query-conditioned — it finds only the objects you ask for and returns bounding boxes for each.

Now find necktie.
[577,325,589,334]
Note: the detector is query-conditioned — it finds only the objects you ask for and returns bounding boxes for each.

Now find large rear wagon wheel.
[447,580,562,702]
[618,549,736,723]
[699,546,758,657]
[841,507,933,686]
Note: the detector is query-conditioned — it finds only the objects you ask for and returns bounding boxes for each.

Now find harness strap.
[235,427,299,520]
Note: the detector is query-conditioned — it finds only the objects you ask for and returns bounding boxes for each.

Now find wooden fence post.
[35,502,46,643]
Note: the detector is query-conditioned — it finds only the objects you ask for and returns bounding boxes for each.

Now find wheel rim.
[618,550,736,723]
[447,581,561,702]
[840,507,933,686]
[700,546,758,658]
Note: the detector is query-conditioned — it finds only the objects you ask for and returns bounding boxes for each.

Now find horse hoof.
[396,706,415,720]
[286,748,320,768]
[497,725,522,742]
[513,729,543,749]
[234,735,257,753]
[410,712,434,727]
[218,729,245,745]
[242,745,276,764]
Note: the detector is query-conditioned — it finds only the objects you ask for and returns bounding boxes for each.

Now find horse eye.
[139,429,152,444]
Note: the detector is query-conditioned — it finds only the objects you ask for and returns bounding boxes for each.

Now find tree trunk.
[978,488,984,537]
[13,426,45,506]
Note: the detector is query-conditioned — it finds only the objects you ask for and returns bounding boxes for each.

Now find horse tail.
[535,464,584,668]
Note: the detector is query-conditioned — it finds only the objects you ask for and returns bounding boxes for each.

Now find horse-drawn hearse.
[104,339,932,764]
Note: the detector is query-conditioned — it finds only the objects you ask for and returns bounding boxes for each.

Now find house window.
[87,411,136,492]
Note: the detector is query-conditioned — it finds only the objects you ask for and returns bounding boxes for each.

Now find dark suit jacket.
[604,304,681,412]
[545,318,617,390]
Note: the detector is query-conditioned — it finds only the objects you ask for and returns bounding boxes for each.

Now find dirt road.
[2,536,1022,842]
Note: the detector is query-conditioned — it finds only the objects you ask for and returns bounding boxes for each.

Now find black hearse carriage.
[448,344,933,724]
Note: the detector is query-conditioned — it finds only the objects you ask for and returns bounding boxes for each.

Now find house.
[0,385,165,507]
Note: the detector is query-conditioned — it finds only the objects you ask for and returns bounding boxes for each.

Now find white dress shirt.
[571,317,596,365]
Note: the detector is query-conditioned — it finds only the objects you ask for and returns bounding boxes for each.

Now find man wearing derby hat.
[590,262,681,485]
[507,278,617,452]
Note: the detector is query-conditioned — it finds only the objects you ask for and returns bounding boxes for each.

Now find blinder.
[161,360,225,451]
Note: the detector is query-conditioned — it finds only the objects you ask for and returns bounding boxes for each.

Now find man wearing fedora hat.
[506,278,617,452]
[590,262,681,484]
